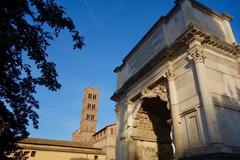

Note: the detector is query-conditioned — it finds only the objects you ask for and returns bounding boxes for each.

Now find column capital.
[164,68,175,81]
[127,100,135,108]
[188,48,206,64]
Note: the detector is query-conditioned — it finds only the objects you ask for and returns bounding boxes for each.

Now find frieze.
[133,110,156,141]
[136,145,158,160]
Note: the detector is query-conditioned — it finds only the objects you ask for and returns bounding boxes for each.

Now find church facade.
[111,0,240,159]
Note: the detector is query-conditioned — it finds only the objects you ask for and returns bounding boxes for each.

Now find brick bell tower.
[72,87,99,143]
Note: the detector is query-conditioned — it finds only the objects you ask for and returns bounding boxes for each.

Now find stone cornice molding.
[203,38,239,58]
[177,24,240,57]
[130,135,156,142]
[141,85,168,102]
[188,48,206,64]
[176,24,210,45]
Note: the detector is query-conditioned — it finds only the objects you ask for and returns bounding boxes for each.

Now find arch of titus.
[111,0,240,159]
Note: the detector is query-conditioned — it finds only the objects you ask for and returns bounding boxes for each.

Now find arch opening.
[141,96,173,160]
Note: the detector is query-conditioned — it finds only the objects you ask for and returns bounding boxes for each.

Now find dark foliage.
[0,0,84,159]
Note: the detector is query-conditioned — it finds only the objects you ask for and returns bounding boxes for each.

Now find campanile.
[72,87,99,143]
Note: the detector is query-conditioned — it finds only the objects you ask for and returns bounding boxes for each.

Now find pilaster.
[187,43,221,145]
[164,67,184,158]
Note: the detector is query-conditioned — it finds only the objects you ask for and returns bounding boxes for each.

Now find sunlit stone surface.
[112,0,240,159]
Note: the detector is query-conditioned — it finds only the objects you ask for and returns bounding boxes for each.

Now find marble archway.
[130,84,174,160]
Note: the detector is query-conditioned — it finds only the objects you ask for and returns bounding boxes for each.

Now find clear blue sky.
[28,0,240,141]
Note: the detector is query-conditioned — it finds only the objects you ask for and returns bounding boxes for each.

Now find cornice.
[202,38,239,57]
[130,135,156,142]
[176,24,240,56]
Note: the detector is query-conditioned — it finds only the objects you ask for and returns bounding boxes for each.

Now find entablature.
[111,24,239,102]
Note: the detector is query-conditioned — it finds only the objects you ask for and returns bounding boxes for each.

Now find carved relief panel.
[132,84,169,141]
[136,145,158,160]
[133,108,157,141]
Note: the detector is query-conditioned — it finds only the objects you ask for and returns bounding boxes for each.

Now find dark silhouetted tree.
[0,0,84,159]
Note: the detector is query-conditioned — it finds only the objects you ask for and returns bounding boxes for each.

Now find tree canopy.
[0,0,84,159]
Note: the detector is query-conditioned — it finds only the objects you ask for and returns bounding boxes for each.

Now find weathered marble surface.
[113,0,240,160]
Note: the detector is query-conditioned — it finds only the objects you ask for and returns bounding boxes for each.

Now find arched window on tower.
[88,93,92,99]
[111,128,114,135]
[86,114,90,120]
[87,103,91,109]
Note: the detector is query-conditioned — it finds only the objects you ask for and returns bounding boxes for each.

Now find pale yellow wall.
[24,149,105,160]
[93,125,116,160]
[19,141,106,160]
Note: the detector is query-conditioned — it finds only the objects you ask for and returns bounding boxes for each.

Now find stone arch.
[131,84,169,121]
[132,84,173,160]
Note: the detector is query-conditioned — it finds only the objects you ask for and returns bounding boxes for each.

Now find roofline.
[92,123,116,136]
[113,0,233,73]
[114,2,180,73]
[84,87,100,91]
[72,128,80,135]
[19,137,98,150]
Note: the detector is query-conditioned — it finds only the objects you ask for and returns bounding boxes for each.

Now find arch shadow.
[142,97,173,160]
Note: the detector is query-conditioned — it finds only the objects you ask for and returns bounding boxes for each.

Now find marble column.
[188,47,221,144]
[165,68,184,158]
